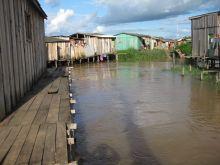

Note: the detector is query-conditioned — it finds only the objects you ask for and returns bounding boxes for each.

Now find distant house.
[115,33,145,50]
[70,33,116,59]
[45,36,71,62]
[164,39,175,50]
[190,11,220,58]
[176,37,191,46]
[0,0,47,120]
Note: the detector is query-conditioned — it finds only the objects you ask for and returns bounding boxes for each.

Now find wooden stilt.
[181,66,185,76]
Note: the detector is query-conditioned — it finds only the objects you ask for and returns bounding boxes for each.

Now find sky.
[39,0,220,39]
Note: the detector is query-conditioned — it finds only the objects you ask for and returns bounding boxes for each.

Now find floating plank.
[30,124,48,164]
[3,125,31,165]
[56,122,68,164]
[16,125,40,164]
[42,123,56,164]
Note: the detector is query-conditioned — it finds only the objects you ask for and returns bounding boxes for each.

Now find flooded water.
[71,62,220,165]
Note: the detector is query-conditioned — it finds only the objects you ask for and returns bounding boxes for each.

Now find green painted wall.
[115,34,143,51]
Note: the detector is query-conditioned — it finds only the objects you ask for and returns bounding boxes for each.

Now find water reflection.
[71,62,220,165]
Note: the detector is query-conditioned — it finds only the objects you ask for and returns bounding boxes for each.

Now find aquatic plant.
[117,48,169,62]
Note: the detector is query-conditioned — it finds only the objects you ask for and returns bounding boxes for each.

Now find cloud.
[45,0,59,6]
[93,26,105,33]
[95,0,220,25]
[46,9,74,35]
[74,13,97,31]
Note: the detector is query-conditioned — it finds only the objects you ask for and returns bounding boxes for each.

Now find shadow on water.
[119,95,161,165]
[74,103,120,165]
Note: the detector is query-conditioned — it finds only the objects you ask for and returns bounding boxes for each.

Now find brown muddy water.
[70,62,220,165]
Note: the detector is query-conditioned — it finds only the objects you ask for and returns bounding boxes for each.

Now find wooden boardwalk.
[0,68,72,164]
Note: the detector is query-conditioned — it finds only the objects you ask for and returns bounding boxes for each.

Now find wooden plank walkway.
[0,68,71,164]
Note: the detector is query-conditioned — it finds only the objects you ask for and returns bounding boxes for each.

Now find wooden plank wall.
[191,13,220,57]
[0,0,46,120]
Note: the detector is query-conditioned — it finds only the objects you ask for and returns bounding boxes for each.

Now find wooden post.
[116,54,118,61]
[189,64,192,72]
[97,56,100,63]
[55,60,58,68]
[200,71,204,81]
[181,66,185,76]
[107,55,109,62]
[172,52,175,68]
[216,72,220,83]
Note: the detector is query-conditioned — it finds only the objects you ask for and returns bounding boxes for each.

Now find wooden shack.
[0,0,47,120]
[70,33,116,59]
[45,36,71,62]
[115,33,145,50]
[190,11,220,58]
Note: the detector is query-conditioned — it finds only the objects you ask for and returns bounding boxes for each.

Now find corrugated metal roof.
[189,11,220,20]
[70,33,116,38]
[70,33,103,37]
[115,32,151,38]
[45,37,69,43]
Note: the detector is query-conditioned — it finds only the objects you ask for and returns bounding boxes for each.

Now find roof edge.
[31,0,47,19]
[189,11,220,20]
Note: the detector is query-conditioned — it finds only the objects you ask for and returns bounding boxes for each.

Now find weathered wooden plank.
[48,77,61,94]
[42,123,56,165]
[3,125,31,165]
[56,122,68,164]
[30,124,47,164]
[21,87,48,125]
[0,127,12,146]
[16,125,40,164]
[9,96,36,126]
[33,94,53,125]
[59,98,71,122]
[0,126,22,162]
[46,95,61,123]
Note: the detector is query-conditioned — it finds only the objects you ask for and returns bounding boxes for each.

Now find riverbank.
[117,49,169,62]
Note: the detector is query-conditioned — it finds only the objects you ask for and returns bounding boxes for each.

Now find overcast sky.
[39,0,220,39]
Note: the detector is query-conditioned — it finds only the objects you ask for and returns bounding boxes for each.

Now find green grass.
[175,42,192,56]
[117,48,169,62]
